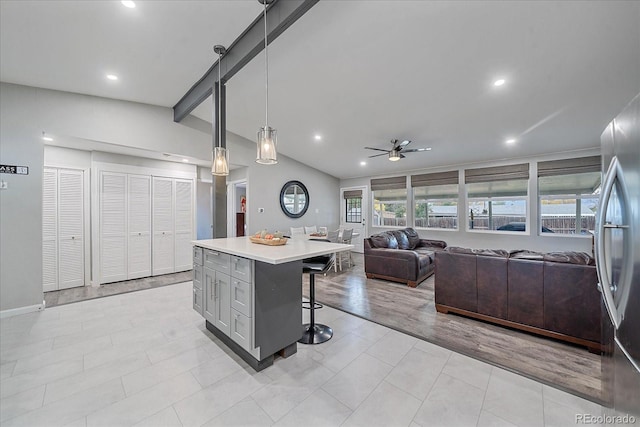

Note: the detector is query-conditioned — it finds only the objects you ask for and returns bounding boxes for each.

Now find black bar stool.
[299,254,335,344]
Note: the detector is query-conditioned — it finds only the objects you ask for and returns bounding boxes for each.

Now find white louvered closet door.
[152,177,175,275]
[174,179,194,272]
[58,169,85,289]
[42,168,58,292]
[128,174,151,279]
[101,172,128,283]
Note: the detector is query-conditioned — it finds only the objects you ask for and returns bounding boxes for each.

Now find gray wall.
[0,82,212,313]
[0,82,340,312]
[340,150,599,254]
[0,84,43,311]
[223,132,340,236]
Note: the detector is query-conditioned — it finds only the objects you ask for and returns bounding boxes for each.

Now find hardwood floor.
[303,253,603,404]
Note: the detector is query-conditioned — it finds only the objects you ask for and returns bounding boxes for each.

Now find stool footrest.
[301,301,323,310]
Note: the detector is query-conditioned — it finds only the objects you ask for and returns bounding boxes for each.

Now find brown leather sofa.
[435,247,601,352]
[364,228,447,287]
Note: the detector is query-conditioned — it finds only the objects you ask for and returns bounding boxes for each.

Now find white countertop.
[193,237,354,265]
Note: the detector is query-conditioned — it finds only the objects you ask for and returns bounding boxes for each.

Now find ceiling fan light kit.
[256,0,278,165]
[365,139,431,161]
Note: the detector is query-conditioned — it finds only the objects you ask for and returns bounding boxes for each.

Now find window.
[412,171,458,229]
[344,189,362,224]
[538,156,601,235]
[371,176,407,227]
[465,164,529,232]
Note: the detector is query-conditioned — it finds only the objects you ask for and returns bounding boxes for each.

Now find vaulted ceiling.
[2,1,638,179]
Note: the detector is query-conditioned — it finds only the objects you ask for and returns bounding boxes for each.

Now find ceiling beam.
[173,0,319,123]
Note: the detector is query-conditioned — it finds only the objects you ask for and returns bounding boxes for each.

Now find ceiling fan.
[365,139,432,161]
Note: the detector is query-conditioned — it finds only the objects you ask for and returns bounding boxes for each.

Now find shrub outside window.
[372,188,407,227]
[371,176,407,227]
[411,171,459,230]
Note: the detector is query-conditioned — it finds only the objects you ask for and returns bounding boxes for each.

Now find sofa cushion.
[446,247,508,257]
[403,227,421,250]
[509,250,544,261]
[391,230,411,250]
[369,232,399,249]
[543,251,595,266]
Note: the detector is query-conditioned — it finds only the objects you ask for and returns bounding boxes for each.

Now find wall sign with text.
[0,165,29,175]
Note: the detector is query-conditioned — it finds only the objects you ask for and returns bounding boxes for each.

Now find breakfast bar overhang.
[191,237,353,371]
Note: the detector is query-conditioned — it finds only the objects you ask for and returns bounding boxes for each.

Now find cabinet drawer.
[231,278,252,317]
[203,249,230,273]
[231,256,253,283]
[193,247,203,265]
[193,265,203,290]
[193,286,203,316]
[230,308,252,352]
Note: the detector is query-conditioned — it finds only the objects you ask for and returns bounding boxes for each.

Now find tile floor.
[1,281,606,427]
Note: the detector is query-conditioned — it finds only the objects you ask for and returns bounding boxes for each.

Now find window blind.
[411,171,458,187]
[537,156,600,177]
[465,163,529,183]
[343,190,363,199]
[370,176,406,191]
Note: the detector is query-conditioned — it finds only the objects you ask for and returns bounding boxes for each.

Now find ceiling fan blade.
[400,153,406,159]
[402,147,432,153]
[364,146,390,152]
[397,140,412,148]
[368,152,388,158]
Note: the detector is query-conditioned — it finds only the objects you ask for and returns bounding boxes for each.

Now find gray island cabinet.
[192,237,352,371]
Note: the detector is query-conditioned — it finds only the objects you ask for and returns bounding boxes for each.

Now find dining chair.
[290,227,305,237]
[318,226,328,234]
[304,225,317,234]
[326,229,340,272]
[338,228,354,270]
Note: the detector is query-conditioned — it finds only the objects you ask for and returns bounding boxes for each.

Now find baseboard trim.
[0,302,45,319]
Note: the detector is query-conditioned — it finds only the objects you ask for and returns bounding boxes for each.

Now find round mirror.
[279,180,309,218]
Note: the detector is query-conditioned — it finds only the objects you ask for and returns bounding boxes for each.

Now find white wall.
[341,149,600,254]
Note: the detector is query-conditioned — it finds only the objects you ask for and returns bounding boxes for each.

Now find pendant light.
[256,0,277,164]
[212,44,229,176]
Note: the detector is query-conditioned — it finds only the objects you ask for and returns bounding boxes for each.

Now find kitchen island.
[192,237,353,371]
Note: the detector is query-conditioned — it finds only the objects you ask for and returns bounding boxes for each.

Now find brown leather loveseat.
[364,228,447,287]
[434,247,601,351]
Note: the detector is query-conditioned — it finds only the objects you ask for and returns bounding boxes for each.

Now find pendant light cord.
[264,0,269,128]
[218,50,222,149]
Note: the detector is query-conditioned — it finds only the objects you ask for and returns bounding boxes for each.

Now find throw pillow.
[403,227,421,250]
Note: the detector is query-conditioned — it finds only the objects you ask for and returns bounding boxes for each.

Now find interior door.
[152,176,175,275]
[174,179,193,272]
[340,186,368,253]
[100,172,128,283]
[42,168,58,292]
[128,174,151,279]
[57,169,84,289]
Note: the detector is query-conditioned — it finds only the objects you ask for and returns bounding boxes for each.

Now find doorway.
[340,186,368,253]
[227,180,247,237]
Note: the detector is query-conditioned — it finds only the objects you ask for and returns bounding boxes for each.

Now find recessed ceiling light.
[106,74,119,81]
[314,135,322,141]
[182,158,189,163]
[121,1,136,8]
[360,161,367,166]
[493,78,506,87]
[506,138,516,144]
